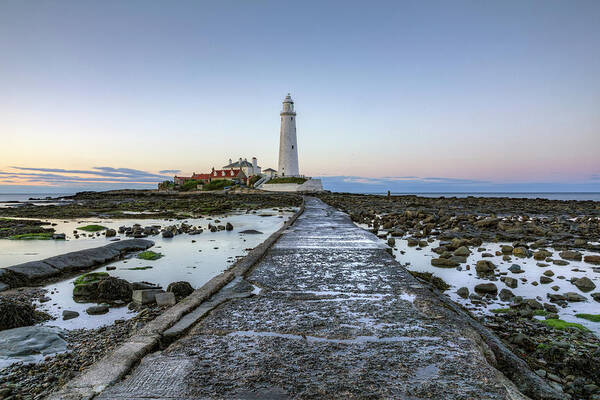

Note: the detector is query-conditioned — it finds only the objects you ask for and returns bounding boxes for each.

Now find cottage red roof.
[191,173,211,180]
[211,169,241,177]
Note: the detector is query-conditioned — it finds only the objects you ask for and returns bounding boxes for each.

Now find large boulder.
[0,299,38,331]
[533,250,552,260]
[167,281,194,298]
[512,247,530,258]
[453,246,470,257]
[584,255,600,265]
[474,283,498,295]
[573,277,596,292]
[431,258,459,268]
[73,273,132,302]
[0,326,67,368]
[559,250,582,261]
[97,277,132,301]
[475,260,496,274]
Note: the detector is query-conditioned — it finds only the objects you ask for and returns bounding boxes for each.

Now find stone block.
[133,289,164,305]
[155,292,176,306]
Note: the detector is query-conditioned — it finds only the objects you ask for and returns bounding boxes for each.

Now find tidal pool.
[357,225,600,335]
[1,208,295,330]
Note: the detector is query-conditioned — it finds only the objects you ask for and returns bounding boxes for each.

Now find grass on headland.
[575,314,600,322]
[533,309,549,316]
[76,224,107,232]
[541,319,589,331]
[136,250,163,261]
[267,177,307,184]
[8,232,54,240]
[202,179,235,191]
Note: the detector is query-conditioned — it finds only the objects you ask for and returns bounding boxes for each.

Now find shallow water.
[1,209,295,330]
[358,225,600,335]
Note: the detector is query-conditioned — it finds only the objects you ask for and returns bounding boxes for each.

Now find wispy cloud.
[339,176,488,185]
[159,169,181,174]
[0,166,173,187]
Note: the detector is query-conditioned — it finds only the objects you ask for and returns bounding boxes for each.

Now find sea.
[381,192,600,201]
[0,193,74,208]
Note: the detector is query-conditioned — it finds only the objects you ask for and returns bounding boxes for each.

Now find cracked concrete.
[97,198,551,399]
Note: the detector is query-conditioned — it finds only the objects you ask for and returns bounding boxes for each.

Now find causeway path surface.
[99,197,529,399]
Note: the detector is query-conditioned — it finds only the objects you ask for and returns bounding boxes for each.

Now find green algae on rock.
[136,250,163,260]
[575,313,600,322]
[76,225,107,232]
[541,318,589,331]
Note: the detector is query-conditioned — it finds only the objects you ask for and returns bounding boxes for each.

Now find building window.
[291,145,294,149]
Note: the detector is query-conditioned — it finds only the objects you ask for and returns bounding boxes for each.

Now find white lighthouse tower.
[278,94,299,177]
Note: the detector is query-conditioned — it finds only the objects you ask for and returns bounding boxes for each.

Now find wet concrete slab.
[98,198,530,399]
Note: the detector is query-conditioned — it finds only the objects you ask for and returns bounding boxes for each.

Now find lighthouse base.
[260,178,324,193]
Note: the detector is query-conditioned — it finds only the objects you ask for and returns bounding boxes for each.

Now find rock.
[536,262,549,267]
[552,259,569,266]
[62,310,79,320]
[97,277,132,301]
[559,250,582,261]
[573,277,596,292]
[167,281,194,298]
[6,261,60,281]
[509,332,536,352]
[132,281,160,290]
[499,288,515,302]
[500,245,514,254]
[162,230,174,238]
[525,299,543,310]
[456,287,469,299]
[431,258,459,268]
[86,305,109,315]
[106,266,116,271]
[0,299,37,330]
[534,250,552,260]
[512,247,530,257]
[475,260,496,274]
[543,303,558,313]
[453,246,470,257]
[503,277,518,288]
[591,292,600,302]
[132,289,164,305]
[105,229,117,237]
[406,238,419,247]
[387,237,395,247]
[584,255,600,265]
[225,222,234,231]
[52,233,66,240]
[155,292,176,306]
[239,229,263,234]
[540,276,554,284]
[0,326,67,368]
[543,270,554,277]
[508,264,523,273]
[474,283,498,294]
[565,292,587,302]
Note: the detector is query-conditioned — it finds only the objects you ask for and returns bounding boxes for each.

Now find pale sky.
[1,0,599,192]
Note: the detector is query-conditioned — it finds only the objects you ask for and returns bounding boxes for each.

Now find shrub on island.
[267,177,307,184]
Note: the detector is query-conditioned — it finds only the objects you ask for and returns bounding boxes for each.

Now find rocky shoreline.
[316,193,600,399]
[0,191,303,399]
[0,303,165,400]
[0,190,302,220]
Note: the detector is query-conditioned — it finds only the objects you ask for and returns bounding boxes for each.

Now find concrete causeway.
[98,198,538,399]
